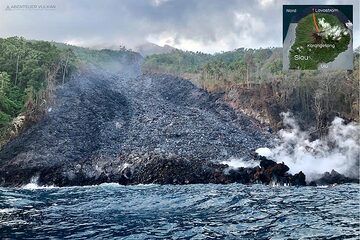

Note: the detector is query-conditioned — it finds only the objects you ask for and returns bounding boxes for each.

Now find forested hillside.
[0,37,140,146]
[143,49,212,73]
[143,47,359,135]
[53,42,141,68]
[0,37,78,143]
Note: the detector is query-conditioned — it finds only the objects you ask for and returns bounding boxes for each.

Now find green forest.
[0,37,77,142]
[143,47,359,135]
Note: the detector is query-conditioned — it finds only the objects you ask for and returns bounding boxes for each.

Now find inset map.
[283,5,353,70]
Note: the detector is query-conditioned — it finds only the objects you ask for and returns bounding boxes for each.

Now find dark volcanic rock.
[0,61,354,187]
[259,158,277,169]
[309,170,359,186]
[224,158,306,186]
[0,62,273,187]
[290,171,306,186]
[227,167,255,184]
[253,159,291,185]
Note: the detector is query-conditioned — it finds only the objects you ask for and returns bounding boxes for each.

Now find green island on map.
[289,12,351,70]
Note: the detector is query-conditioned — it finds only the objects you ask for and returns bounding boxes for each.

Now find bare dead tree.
[15,54,20,85]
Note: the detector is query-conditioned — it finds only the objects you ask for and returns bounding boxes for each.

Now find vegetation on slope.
[53,42,141,67]
[0,37,77,142]
[143,49,212,73]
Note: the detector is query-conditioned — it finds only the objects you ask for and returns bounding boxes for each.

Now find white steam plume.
[257,112,360,181]
[221,157,258,169]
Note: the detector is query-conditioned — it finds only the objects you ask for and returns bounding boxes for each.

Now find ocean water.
[0,183,359,239]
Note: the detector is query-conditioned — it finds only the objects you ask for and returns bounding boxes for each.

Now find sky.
[0,0,359,53]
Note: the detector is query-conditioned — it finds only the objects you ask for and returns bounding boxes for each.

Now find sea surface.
[0,183,359,239]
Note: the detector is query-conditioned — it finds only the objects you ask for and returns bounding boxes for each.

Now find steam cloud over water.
[257,112,360,181]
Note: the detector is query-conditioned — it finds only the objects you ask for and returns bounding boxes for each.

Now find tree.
[0,72,11,95]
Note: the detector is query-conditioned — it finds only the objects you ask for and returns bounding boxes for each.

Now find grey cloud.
[0,0,358,53]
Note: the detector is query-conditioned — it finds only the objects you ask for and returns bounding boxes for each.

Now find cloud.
[258,0,275,8]
[0,0,358,53]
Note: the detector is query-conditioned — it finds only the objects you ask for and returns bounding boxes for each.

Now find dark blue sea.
[0,183,359,239]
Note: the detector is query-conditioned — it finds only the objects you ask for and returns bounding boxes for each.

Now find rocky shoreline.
[2,149,357,187]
